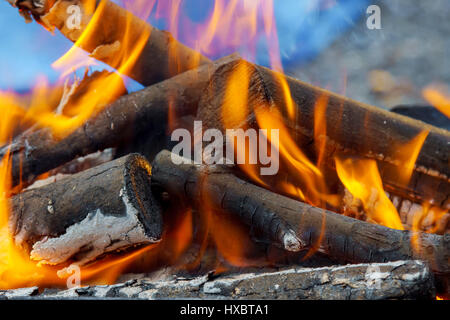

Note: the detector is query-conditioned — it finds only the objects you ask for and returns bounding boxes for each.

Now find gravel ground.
[288,0,450,110]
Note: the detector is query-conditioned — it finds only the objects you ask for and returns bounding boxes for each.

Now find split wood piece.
[9,153,163,266]
[7,0,211,87]
[1,260,435,300]
[197,59,450,209]
[0,54,239,187]
[151,150,450,278]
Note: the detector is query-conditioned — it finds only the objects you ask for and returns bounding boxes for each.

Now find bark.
[0,54,239,187]
[151,150,450,278]
[0,261,436,300]
[9,153,163,266]
[8,0,211,86]
[197,59,450,210]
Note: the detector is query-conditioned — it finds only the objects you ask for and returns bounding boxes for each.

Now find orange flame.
[335,157,403,230]
[1,0,447,290]
[190,175,265,269]
[0,0,165,289]
[254,107,338,208]
[0,150,59,289]
[169,208,194,262]
[423,86,450,118]
[314,94,330,169]
[0,0,153,142]
[391,130,429,186]
[221,62,250,130]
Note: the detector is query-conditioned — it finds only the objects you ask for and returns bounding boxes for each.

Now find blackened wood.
[10,153,162,266]
[0,54,239,187]
[197,59,450,209]
[151,151,304,253]
[151,150,450,277]
[391,106,450,131]
[9,0,211,87]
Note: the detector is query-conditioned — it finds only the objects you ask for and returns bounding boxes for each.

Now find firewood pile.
[1,0,448,300]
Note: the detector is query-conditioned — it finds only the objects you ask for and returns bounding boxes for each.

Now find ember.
[0,0,448,302]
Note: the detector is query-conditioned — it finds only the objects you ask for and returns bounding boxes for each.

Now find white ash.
[30,187,159,267]
[0,286,39,299]
[282,230,303,252]
[55,76,81,115]
[0,260,433,300]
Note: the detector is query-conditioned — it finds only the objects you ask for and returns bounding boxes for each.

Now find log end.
[123,154,164,242]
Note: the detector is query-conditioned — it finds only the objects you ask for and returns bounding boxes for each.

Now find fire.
[335,157,403,230]
[335,128,430,231]
[0,0,162,289]
[1,0,447,291]
[334,129,430,232]
[0,93,26,146]
[254,107,338,208]
[0,0,152,142]
[313,94,330,169]
[220,61,269,186]
[391,130,429,186]
[0,147,163,289]
[168,0,275,59]
[196,180,266,270]
[423,86,450,118]
[170,208,194,261]
[0,79,64,144]
[222,61,250,130]
[0,150,52,289]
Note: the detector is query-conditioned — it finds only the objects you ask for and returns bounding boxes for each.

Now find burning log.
[151,150,450,278]
[197,59,450,210]
[9,153,163,266]
[7,0,211,87]
[5,2,448,211]
[0,54,239,187]
[0,260,436,300]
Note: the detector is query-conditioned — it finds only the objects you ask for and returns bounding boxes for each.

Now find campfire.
[0,0,448,300]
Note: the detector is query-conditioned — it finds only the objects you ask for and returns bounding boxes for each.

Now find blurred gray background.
[288,0,450,109]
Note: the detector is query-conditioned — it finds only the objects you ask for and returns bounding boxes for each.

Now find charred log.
[10,153,162,266]
[8,0,211,87]
[151,150,450,278]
